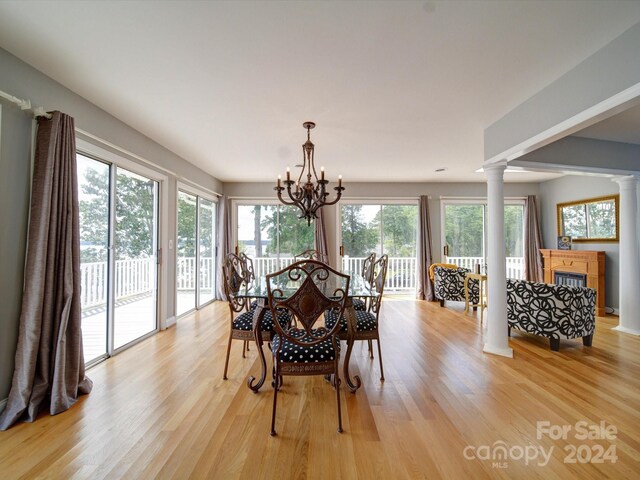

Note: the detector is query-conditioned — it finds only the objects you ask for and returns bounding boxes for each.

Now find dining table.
[236,270,378,394]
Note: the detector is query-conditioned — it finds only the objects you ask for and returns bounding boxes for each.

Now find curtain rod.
[0,89,52,119]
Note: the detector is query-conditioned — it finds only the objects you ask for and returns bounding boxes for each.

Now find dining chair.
[324,254,388,382]
[266,260,350,435]
[294,249,329,264]
[221,253,289,380]
[353,252,376,311]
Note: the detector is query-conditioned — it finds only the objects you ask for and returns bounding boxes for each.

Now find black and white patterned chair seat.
[324,309,377,332]
[232,309,291,332]
[352,298,367,311]
[507,279,596,340]
[272,328,340,363]
[433,266,480,304]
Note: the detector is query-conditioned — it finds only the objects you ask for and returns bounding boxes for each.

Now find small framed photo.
[557,235,572,250]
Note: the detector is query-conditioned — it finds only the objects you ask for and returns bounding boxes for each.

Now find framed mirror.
[557,194,619,243]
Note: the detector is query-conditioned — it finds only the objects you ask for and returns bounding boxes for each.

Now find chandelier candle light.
[275,121,345,225]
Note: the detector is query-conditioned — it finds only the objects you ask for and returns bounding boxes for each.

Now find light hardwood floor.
[1,299,639,479]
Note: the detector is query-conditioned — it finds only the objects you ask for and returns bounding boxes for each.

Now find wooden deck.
[2,299,639,479]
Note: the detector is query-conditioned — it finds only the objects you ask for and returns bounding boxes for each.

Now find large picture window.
[441,199,524,279]
[235,202,314,277]
[340,202,418,292]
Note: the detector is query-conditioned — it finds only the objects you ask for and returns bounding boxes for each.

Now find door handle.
[443,245,449,256]
[339,245,344,256]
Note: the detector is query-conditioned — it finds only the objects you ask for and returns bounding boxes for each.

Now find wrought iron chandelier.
[275,121,345,225]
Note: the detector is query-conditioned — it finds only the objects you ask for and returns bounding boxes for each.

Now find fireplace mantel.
[540,249,605,317]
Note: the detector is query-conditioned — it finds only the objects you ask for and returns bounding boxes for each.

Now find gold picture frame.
[557,194,619,243]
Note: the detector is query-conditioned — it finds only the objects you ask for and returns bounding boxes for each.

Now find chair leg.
[439,299,444,307]
[335,372,343,433]
[270,364,279,436]
[242,340,247,358]
[582,334,593,347]
[376,337,385,381]
[550,338,560,351]
[223,331,233,380]
[368,339,374,359]
[246,341,250,351]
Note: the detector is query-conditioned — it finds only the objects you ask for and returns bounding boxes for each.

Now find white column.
[483,163,513,357]
[613,175,640,335]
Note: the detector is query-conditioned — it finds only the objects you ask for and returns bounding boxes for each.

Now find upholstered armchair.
[506,279,596,351]
[433,266,479,308]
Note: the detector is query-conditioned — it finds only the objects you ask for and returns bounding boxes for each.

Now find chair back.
[294,249,329,264]
[361,252,376,285]
[267,260,349,348]
[238,252,256,282]
[369,254,388,314]
[222,253,251,312]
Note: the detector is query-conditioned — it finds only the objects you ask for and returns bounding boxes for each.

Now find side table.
[464,273,488,323]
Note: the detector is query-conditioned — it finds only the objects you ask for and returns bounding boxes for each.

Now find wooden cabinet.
[540,249,605,317]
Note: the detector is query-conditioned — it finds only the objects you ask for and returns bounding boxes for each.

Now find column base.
[613,325,640,336]
[483,343,513,358]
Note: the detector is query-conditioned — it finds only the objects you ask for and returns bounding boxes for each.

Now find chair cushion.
[232,309,290,332]
[324,309,377,332]
[352,298,366,311]
[272,329,340,363]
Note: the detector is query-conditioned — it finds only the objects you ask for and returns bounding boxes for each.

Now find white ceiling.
[1,1,639,183]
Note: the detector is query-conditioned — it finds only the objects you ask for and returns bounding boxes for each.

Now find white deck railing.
[445,256,524,280]
[80,255,525,307]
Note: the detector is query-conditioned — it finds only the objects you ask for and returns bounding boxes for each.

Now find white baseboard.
[165,316,177,329]
[613,325,640,336]
[0,397,7,414]
[483,343,514,358]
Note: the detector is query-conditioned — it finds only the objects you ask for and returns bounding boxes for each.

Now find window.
[441,199,524,279]
[77,152,160,364]
[340,202,418,292]
[177,189,217,316]
[235,203,314,277]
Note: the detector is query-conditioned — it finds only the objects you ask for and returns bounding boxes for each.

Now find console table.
[540,249,605,317]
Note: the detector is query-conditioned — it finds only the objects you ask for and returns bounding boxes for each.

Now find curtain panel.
[0,112,92,430]
[314,207,329,266]
[416,195,435,300]
[215,195,232,300]
[523,195,544,282]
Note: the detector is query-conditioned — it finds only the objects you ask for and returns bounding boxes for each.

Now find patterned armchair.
[506,279,596,351]
[433,266,479,308]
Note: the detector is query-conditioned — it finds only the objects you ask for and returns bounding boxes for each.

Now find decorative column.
[613,176,640,335]
[483,163,513,357]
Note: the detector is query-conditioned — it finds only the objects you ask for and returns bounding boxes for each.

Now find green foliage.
[341,205,378,257]
[78,165,157,262]
[178,192,197,258]
[444,203,524,258]
[376,205,417,257]
[79,165,109,263]
[262,205,314,256]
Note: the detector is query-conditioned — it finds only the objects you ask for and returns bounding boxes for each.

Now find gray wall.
[0,105,32,401]
[0,48,222,403]
[538,175,619,310]
[224,181,540,267]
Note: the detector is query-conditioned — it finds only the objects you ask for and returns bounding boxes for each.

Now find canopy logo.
[463,441,553,469]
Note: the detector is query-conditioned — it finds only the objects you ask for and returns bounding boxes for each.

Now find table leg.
[247,299,268,393]
[464,276,470,313]
[343,299,362,393]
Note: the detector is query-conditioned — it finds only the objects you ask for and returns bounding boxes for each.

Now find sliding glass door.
[235,203,314,278]
[176,189,217,316]
[340,202,418,292]
[113,169,159,349]
[441,200,524,279]
[78,153,160,364]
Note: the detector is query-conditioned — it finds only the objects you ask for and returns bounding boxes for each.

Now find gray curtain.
[416,195,435,300]
[523,195,544,282]
[0,112,92,430]
[314,207,329,264]
[216,194,232,300]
